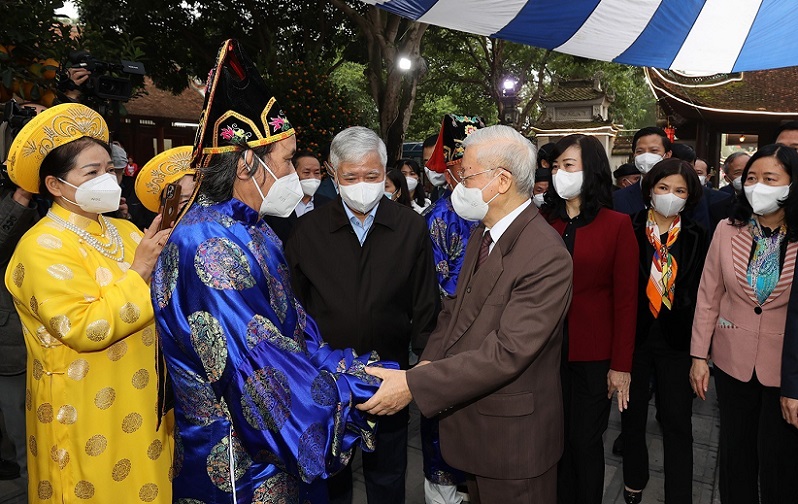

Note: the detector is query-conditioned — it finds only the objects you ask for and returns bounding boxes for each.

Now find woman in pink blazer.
[691,144,798,504]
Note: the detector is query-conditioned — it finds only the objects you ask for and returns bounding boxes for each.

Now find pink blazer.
[692,220,798,387]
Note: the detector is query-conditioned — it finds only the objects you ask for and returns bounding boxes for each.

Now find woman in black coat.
[622,158,708,504]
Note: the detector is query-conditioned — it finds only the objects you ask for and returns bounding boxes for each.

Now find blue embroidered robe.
[425,192,478,298]
[422,192,474,485]
[152,197,395,503]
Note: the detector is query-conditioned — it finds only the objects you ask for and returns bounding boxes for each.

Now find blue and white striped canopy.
[360,0,798,74]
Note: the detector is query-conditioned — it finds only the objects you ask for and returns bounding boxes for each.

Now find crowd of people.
[2,37,798,504]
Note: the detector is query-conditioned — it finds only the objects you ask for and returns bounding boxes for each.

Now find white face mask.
[533,193,546,208]
[59,173,121,214]
[732,176,743,192]
[405,176,419,192]
[698,175,707,186]
[553,170,584,200]
[744,183,791,216]
[299,178,321,197]
[425,167,447,187]
[251,156,303,218]
[339,180,385,214]
[635,152,663,174]
[450,170,502,222]
[650,192,687,218]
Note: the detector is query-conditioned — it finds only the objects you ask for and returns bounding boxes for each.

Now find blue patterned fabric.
[422,191,471,486]
[425,192,479,298]
[153,197,397,504]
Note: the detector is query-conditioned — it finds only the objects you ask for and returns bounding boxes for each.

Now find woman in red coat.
[544,134,638,504]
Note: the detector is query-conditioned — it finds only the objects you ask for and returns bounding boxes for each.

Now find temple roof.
[125,77,204,122]
[646,67,798,116]
[542,78,607,103]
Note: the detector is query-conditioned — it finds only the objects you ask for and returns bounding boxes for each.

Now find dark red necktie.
[475,231,493,271]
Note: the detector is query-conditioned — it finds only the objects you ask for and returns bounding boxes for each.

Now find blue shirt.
[343,200,380,246]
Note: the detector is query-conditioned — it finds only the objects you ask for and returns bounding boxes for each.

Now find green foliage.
[270,61,366,156]
[328,61,378,131]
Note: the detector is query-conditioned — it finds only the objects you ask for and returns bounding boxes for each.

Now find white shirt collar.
[487,199,532,250]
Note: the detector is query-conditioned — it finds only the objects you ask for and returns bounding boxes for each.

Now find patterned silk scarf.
[646,208,681,318]
[747,217,786,304]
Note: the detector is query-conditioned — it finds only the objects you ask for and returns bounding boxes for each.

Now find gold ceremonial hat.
[6,103,109,193]
[135,145,195,213]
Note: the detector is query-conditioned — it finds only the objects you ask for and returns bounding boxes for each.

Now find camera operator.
[62,67,91,102]
[0,168,39,489]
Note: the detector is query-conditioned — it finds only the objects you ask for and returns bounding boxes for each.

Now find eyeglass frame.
[457,166,512,187]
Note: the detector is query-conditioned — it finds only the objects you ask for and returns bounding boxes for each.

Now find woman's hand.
[690,358,711,400]
[781,396,798,428]
[607,369,631,411]
[130,214,171,283]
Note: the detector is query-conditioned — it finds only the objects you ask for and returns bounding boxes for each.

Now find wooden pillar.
[156,121,165,155]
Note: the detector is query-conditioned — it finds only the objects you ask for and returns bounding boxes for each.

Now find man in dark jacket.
[285,126,438,504]
[0,183,39,485]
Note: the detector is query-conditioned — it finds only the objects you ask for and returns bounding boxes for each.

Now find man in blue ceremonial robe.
[152,39,395,504]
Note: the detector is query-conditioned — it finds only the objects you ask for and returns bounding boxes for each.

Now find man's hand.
[607,369,631,411]
[12,187,32,207]
[781,396,798,428]
[356,367,412,416]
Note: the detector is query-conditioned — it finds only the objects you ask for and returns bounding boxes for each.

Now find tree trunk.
[327,1,427,163]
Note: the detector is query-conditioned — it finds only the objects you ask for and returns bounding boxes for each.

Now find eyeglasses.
[457,167,511,183]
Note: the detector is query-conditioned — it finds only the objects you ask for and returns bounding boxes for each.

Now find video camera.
[63,50,145,102]
[0,100,40,191]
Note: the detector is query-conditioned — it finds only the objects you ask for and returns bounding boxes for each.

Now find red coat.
[549,207,638,372]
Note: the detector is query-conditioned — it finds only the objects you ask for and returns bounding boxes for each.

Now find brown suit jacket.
[407,203,573,480]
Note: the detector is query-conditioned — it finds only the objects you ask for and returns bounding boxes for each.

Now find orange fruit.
[41,58,60,80]
[38,89,56,107]
[28,62,43,78]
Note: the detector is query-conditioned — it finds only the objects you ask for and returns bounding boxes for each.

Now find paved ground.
[0,378,720,504]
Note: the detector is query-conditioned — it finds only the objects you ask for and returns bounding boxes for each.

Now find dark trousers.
[621,326,693,503]
[714,366,798,504]
[327,407,408,504]
[466,464,557,504]
[557,359,611,504]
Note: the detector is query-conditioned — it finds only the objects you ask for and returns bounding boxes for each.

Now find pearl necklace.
[47,210,125,262]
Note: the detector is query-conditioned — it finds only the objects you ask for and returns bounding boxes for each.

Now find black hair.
[537,142,557,170]
[422,134,438,149]
[641,158,703,212]
[293,150,317,165]
[669,143,696,163]
[385,169,411,207]
[394,158,427,206]
[776,121,798,141]
[39,136,112,200]
[543,134,613,224]
[632,126,671,154]
[199,144,274,203]
[731,143,798,242]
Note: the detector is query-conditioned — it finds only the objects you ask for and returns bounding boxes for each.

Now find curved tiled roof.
[648,67,798,113]
[542,79,606,103]
[125,77,204,122]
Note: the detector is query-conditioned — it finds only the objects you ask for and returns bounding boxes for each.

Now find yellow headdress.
[135,146,195,213]
[6,103,109,193]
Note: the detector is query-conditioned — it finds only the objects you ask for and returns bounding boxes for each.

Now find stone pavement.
[0,378,720,504]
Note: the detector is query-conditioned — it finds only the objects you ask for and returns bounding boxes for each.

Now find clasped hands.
[357,360,430,416]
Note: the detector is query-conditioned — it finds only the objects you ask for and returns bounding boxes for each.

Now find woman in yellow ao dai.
[3,103,174,503]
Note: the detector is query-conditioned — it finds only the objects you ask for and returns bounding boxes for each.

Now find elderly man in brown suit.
[360,125,573,503]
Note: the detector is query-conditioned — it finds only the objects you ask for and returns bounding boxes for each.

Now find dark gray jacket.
[0,190,38,375]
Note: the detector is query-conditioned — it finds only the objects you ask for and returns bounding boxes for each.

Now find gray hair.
[462,125,537,196]
[724,151,751,168]
[330,127,388,170]
[199,144,273,203]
